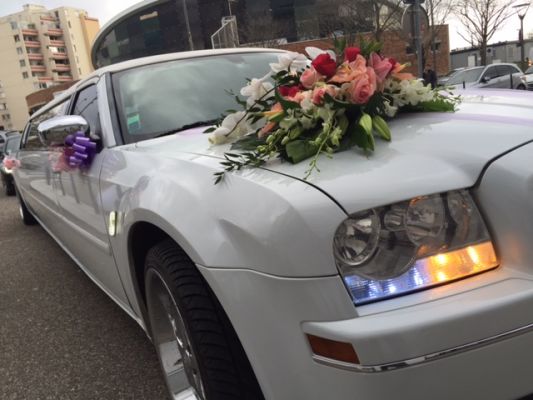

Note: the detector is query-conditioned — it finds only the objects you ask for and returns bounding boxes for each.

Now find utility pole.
[414,0,424,77]
[180,0,194,50]
[514,3,530,71]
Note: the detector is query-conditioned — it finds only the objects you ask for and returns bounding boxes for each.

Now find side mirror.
[38,115,89,138]
[481,76,491,83]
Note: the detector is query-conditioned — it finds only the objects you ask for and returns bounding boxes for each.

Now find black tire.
[517,84,526,90]
[145,239,264,400]
[5,179,15,196]
[17,190,37,225]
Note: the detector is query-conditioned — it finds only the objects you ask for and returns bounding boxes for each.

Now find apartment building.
[0,4,99,130]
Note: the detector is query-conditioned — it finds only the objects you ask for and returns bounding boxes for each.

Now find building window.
[19,60,26,67]
[68,20,72,28]
[73,44,77,52]
[10,21,17,29]
[79,68,82,74]
[16,47,23,55]
[28,23,36,29]
[22,72,28,79]
[14,35,20,42]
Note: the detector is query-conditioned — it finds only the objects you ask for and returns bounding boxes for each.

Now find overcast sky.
[0,0,531,51]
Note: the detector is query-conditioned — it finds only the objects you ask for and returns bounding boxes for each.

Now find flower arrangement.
[207,39,458,183]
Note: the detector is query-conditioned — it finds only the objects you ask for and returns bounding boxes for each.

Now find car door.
[495,65,514,88]
[479,66,501,88]
[15,101,69,231]
[51,81,129,306]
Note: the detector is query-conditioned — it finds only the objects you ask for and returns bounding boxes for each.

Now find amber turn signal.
[307,334,360,364]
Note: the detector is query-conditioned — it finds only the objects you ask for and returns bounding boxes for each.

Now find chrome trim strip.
[312,321,533,373]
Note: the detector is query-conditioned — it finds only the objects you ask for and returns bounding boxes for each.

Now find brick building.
[279,25,450,76]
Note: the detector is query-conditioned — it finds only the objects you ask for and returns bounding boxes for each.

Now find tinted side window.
[496,65,511,77]
[71,85,101,137]
[22,100,68,151]
[482,66,499,80]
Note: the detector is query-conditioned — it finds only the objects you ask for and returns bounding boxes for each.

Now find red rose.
[344,47,361,62]
[311,53,337,78]
[389,57,398,69]
[278,85,300,98]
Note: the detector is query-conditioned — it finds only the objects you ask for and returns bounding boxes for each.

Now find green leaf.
[359,113,372,136]
[203,127,216,133]
[372,115,391,141]
[230,134,266,151]
[285,140,319,164]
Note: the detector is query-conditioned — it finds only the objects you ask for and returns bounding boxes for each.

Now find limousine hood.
[136,90,533,214]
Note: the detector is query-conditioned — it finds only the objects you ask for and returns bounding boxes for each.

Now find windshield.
[5,136,20,155]
[113,52,281,142]
[447,67,484,85]
[526,66,533,74]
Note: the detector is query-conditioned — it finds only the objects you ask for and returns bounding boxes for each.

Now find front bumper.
[199,265,533,400]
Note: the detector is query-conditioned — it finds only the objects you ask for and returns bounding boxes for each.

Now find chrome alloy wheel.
[146,269,207,400]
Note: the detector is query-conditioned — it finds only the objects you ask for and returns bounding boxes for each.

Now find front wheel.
[516,84,526,90]
[144,239,264,400]
[17,190,37,225]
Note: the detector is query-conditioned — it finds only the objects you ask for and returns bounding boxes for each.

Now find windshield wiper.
[154,119,219,138]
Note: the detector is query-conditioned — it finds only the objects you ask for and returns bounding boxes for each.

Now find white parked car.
[524,65,533,90]
[12,49,533,400]
[447,63,526,89]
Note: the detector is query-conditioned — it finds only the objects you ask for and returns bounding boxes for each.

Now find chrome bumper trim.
[312,321,533,373]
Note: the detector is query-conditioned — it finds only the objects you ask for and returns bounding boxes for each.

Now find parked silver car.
[447,63,526,89]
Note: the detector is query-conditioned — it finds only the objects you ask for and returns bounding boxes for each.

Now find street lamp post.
[513,3,530,70]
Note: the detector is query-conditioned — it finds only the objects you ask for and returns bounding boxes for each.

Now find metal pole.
[519,14,525,70]
[180,0,194,50]
[228,0,233,16]
[414,0,424,78]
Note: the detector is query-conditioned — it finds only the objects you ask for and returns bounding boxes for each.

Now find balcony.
[40,15,57,22]
[24,40,40,48]
[38,76,53,82]
[21,28,39,36]
[27,53,44,61]
[49,39,65,47]
[30,65,47,72]
[50,52,68,60]
[55,75,73,82]
[47,28,63,36]
[52,64,70,72]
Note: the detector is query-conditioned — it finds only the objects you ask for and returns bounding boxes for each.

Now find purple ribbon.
[65,131,97,168]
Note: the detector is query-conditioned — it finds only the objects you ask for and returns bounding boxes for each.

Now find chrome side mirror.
[38,115,89,137]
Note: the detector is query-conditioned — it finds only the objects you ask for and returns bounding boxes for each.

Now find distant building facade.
[450,39,533,70]
[0,4,99,129]
[92,0,378,68]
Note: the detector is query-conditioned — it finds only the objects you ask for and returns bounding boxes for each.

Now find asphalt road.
[0,193,168,399]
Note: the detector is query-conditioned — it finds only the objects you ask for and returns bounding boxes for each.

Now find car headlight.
[334,190,498,305]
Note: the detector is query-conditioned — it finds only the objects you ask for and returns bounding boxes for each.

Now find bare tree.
[454,0,517,65]
[370,0,404,41]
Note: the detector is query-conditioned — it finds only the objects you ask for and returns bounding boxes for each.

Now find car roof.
[31,48,285,121]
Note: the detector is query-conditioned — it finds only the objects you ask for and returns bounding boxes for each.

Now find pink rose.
[348,68,377,104]
[312,85,338,105]
[300,67,324,89]
[368,52,393,83]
